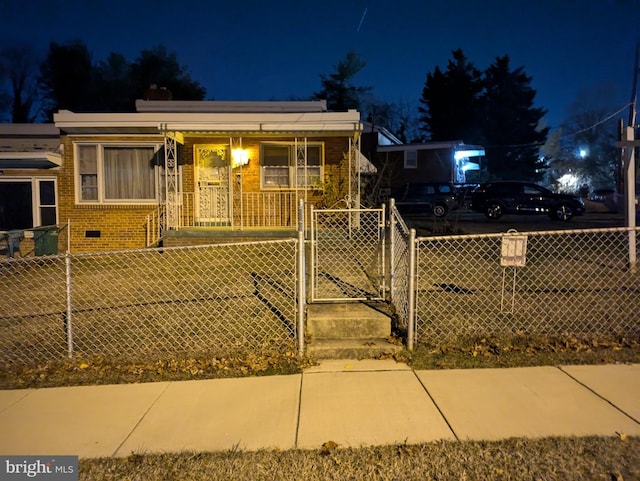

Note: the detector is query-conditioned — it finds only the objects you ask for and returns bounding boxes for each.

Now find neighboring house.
[375,141,486,189]
[52,100,368,252]
[0,124,62,256]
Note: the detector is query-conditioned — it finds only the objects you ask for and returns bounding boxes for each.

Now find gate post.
[297,199,306,357]
[388,199,395,303]
[309,204,315,303]
[407,228,417,351]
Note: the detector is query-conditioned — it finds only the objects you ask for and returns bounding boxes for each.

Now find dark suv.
[392,182,459,217]
[470,181,585,221]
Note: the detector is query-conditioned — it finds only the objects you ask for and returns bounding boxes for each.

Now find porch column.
[295,137,308,206]
[164,131,183,230]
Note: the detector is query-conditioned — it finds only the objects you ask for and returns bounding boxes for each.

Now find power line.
[562,102,634,138]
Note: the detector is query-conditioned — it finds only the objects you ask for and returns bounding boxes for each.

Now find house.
[0,124,63,256]
[374,141,486,189]
[51,100,368,252]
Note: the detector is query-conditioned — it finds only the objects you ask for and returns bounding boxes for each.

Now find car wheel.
[553,203,573,221]
[433,203,448,217]
[485,203,503,219]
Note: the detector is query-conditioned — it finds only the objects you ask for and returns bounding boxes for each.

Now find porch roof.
[0,151,62,169]
[54,109,363,136]
[377,141,485,154]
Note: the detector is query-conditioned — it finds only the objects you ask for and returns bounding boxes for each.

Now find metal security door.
[195,145,231,225]
[310,206,386,302]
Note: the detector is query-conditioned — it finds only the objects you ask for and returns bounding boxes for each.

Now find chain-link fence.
[415,227,640,341]
[0,239,301,366]
[4,207,640,368]
[0,223,69,259]
[388,200,411,336]
[309,206,386,302]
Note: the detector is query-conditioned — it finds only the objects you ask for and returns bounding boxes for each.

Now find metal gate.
[309,205,386,302]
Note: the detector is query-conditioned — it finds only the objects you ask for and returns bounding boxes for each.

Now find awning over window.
[0,152,62,169]
[357,151,377,174]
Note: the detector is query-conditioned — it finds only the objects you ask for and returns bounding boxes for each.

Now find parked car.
[588,188,615,202]
[470,181,585,221]
[454,183,479,208]
[392,182,459,217]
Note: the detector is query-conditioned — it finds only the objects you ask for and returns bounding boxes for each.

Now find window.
[0,178,57,230]
[404,150,417,169]
[261,142,323,189]
[76,143,160,203]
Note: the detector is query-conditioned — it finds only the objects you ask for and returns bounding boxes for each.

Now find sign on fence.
[500,232,528,267]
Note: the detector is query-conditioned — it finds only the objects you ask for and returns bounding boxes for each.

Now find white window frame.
[0,177,58,228]
[260,142,324,190]
[404,150,418,169]
[74,142,162,204]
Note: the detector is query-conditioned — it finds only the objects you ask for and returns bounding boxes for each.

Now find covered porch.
[143,101,374,247]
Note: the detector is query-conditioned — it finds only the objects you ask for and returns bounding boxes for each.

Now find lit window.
[76,143,160,203]
[261,142,323,189]
[404,150,417,169]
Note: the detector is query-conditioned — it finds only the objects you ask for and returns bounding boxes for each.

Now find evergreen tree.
[418,51,548,181]
[38,41,206,118]
[481,55,548,181]
[314,51,372,111]
[93,52,135,112]
[418,49,484,142]
[129,45,206,104]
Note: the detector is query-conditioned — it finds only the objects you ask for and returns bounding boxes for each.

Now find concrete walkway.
[1,361,639,458]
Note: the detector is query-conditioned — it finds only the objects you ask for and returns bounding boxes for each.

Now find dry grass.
[406,334,640,370]
[3,335,639,480]
[79,436,640,481]
[2,334,639,390]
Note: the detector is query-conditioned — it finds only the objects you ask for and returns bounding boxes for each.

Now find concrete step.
[307,302,391,339]
[306,338,404,360]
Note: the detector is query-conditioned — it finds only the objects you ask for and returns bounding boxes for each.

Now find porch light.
[232,148,249,167]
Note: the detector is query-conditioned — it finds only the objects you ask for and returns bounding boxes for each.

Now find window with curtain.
[76,143,159,203]
[261,142,323,189]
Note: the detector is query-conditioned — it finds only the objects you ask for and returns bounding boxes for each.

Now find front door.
[195,145,231,225]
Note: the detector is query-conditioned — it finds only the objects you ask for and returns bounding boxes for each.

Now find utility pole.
[618,42,638,270]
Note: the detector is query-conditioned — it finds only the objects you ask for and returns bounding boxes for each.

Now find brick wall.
[58,134,161,252]
[58,133,356,252]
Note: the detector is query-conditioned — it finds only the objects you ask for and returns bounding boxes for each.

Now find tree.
[418,49,484,142]
[38,42,206,118]
[418,51,548,181]
[93,52,135,112]
[314,51,372,111]
[0,45,45,122]
[547,87,620,192]
[128,45,206,105]
[481,55,549,181]
[39,40,99,119]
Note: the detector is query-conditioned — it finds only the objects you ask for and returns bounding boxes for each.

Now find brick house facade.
[52,100,366,252]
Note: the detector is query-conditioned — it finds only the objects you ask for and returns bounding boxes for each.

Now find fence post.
[388,199,396,303]
[407,228,417,351]
[65,252,74,358]
[379,203,386,298]
[309,204,315,303]
[297,199,306,357]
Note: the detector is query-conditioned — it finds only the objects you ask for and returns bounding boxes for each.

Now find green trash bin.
[33,226,59,256]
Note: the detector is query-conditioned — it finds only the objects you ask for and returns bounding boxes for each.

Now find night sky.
[4,0,640,131]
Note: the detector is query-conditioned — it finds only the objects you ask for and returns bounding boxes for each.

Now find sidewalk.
[1,361,639,458]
